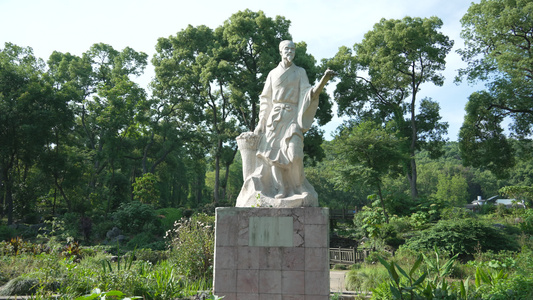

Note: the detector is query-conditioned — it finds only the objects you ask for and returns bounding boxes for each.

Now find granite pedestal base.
[213,207,330,300]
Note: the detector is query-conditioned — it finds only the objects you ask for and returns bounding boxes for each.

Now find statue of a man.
[235,40,334,208]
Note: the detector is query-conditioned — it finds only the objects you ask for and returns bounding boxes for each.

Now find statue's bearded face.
[280,42,295,63]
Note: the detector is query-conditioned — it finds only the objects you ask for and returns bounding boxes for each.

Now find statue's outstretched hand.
[324,68,336,81]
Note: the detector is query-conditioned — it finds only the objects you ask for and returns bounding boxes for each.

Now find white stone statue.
[235,40,335,208]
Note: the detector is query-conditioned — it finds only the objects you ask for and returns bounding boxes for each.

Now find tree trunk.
[55,177,72,212]
[5,178,13,225]
[196,173,203,206]
[214,153,220,205]
[1,162,14,225]
[408,157,418,200]
[0,166,4,219]
[408,86,419,201]
[376,180,389,223]
[221,148,238,203]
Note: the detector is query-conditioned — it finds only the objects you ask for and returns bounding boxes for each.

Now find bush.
[388,217,411,234]
[379,223,405,249]
[165,213,214,280]
[126,232,165,251]
[134,248,169,265]
[365,249,392,264]
[113,201,160,235]
[486,274,533,300]
[402,219,519,259]
[155,208,183,232]
[0,226,15,242]
[332,264,348,270]
[440,207,474,220]
[518,209,533,235]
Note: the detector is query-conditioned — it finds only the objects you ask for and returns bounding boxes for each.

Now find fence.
[329,247,371,265]
[330,209,356,220]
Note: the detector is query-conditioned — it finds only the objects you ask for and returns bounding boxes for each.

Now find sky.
[1,0,483,141]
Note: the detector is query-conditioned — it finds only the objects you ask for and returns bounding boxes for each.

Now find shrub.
[379,223,405,249]
[440,207,474,220]
[402,219,519,259]
[113,202,160,235]
[518,209,533,235]
[0,226,15,242]
[485,274,533,300]
[126,232,165,250]
[132,173,160,206]
[155,208,183,232]
[165,213,214,280]
[365,249,392,264]
[388,217,411,234]
[332,264,348,270]
[134,248,169,265]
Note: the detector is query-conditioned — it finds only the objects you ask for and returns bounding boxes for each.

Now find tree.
[0,43,70,224]
[458,91,515,178]
[220,9,292,132]
[499,185,533,207]
[433,173,470,207]
[330,121,406,223]
[457,0,533,175]
[153,11,329,204]
[327,16,452,201]
[152,25,237,205]
[46,43,150,212]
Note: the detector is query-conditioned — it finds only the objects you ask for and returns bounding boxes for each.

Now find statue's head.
[279,40,295,63]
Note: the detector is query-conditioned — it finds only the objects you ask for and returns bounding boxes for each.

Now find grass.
[345,264,389,292]
[0,246,212,299]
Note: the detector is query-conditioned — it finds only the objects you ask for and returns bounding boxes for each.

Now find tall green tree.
[153,11,329,204]
[327,16,452,201]
[220,9,292,132]
[152,25,237,205]
[433,173,470,207]
[47,43,149,212]
[330,121,406,223]
[0,43,71,224]
[457,0,533,176]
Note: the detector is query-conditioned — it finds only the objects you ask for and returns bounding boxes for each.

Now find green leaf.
[378,256,400,283]
[390,284,402,299]
[441,253,459,277]
[410,254,423,277]
[413,272,428,287]
[103,291,125,297]
[395,262,411,281]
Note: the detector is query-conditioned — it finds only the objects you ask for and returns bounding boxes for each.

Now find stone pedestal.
[213,207,330,300]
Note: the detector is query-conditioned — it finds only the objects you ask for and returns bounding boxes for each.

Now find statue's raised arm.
[312,68,336,98]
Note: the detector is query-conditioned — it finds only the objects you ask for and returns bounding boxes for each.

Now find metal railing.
[329,247,370,264]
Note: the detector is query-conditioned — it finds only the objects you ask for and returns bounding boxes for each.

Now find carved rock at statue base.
[235,131,318,208]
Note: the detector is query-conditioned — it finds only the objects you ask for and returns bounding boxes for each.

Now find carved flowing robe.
[235,62,319,207]
[256,63,319,166]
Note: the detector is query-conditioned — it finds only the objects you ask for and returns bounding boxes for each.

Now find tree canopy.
[1,6,532,231]
[327,16,452,200]
[457,0,533,175]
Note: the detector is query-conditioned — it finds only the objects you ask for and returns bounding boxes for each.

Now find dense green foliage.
[457,0,533,176]
[1,3,533,298]
[165,214,215,280]
[403,219,519,258]
[327,16,452,201]
[0,214,216,299]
